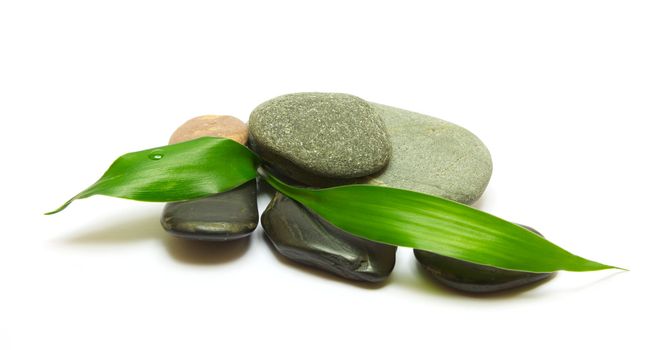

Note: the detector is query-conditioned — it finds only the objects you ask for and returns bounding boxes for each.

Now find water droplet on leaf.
[148,151,164,160]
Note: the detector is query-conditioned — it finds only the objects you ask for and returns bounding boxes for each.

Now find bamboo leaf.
[261,171,618,273]
[47,137,619,273]
[45,137,259,214]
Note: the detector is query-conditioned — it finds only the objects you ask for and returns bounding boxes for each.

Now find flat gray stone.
[364,103,492,204]
[261,192,397,283]
[414,225,555,293]
[249,93,391,185]
[160,180,258,241]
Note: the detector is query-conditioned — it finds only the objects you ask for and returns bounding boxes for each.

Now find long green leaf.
[46,137,259,214]
[261,171,617,273]
[48,137,618,273]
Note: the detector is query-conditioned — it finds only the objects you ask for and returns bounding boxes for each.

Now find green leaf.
[45,137,259,214]
[47,137,619,273]
[262,171,618,273]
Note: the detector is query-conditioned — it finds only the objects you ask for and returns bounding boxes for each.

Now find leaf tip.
[570,257,626,272]
[44,198,75,215]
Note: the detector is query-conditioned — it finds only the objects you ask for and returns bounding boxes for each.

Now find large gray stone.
[249,93,391,185]
[262,192,397,283]
[364,103,493,204]
[161,180,258,241]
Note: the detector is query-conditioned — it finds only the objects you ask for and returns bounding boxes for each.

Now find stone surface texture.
[169,114,248,145]
[364,103,492,204]
[161,180,258,241]
[249,92,391,185]
[262,192,397,283]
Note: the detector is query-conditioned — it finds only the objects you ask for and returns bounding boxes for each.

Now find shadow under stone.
[62,214,164,244]
[61,212,250,265]
[163,235,251,265]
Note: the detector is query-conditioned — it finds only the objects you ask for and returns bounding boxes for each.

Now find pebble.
[365,103,492,204]
[414,225,556,293]
[249,92,391,185]
[161,180,258,241]
[169,114,248,145]
[261,192,397,283]
[162,114,256,241]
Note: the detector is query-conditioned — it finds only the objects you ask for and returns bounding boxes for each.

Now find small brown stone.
[169,115,248,145]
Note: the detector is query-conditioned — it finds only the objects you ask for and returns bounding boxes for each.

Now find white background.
[1,1,669,349]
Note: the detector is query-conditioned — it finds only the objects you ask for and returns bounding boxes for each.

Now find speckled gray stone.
[414,225,555,293]
[262,192,397,283]
[160,180,258,241]
[364,103,493,204]
[249,93,391,185]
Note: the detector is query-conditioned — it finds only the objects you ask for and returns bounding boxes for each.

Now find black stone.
[262,192,397,283]
[160,180,258,241]
[414,225,556,293]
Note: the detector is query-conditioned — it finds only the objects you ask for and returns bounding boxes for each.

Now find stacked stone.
[161,115,259,241]
[161,93,553,293]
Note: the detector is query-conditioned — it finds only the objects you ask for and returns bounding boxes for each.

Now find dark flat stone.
[414,225,555,293]
[262,192,397,283]
[160,180,258,241]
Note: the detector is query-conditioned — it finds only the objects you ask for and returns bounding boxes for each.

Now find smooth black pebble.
[160,180,258,241]
[262,192,396,283]
[414,225,556,293]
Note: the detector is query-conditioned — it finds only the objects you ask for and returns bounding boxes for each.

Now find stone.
[261,192,397,283]
[161,180,258,241]
[169,115,248,145]
[162,114,256,241]
[249,92,391,185]
[364,103,492,204]
[414,225,556,293]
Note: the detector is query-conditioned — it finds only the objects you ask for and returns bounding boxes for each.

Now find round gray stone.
[364,103,493,204]
[249,93,391,185]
